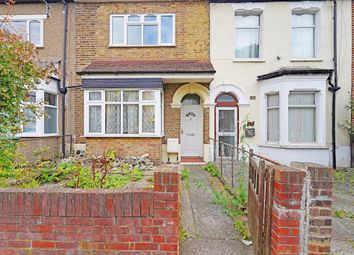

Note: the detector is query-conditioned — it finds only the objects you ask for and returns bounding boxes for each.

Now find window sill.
[108,44,176,48]
[233,59,265,63]
[290,59,323,62]
[84,134,164,138]
[17,134,60,138]
[258,143,329,149]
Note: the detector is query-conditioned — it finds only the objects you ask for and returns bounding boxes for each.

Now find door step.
[180,157,205,165]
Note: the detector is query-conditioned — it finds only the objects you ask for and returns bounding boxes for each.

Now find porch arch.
[210,83,249,106]
[170,83,210,108]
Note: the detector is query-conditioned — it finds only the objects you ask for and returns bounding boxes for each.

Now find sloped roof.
[257,67,333,81]
[79,60,215,74]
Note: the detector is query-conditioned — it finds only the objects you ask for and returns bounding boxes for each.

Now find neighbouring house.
[0,0,75,161]
[209,0,352,167]
[72,0,214,164]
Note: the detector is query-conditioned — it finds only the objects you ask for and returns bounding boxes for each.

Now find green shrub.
[202,162,220,177]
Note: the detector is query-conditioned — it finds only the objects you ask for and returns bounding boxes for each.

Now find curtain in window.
[112,16,124,44]
[267,94,279,142]
[161,15,173,44]
[142,105,155,133]
[235,15,260,58]
[219,110,234,132]
[123,104,139,134]
[89,105,101,132]
[105,104,121,134]
[292,14,315,58]
[44,107,57,134]
[288,93,316,143]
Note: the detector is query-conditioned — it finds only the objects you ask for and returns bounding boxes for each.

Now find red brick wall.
[270,163,333,255]
[0,170,180,254]
[86,137,162,164]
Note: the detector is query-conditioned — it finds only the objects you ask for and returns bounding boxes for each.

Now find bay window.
[1,15,45,47]
[22,90,58,136]
[85,90,162,136]
[110,14,175,46]
[288,92,316,143]
[266,93,280,142]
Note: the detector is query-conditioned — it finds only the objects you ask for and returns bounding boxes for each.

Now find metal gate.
[248,150,278,255]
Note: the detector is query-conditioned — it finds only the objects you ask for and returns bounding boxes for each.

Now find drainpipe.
[59,0,69,157]
[328,0,341,169]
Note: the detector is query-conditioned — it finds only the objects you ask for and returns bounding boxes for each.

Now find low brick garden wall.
[0,168,180,254]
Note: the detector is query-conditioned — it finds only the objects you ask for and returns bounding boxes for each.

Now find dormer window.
[110,14,175,47]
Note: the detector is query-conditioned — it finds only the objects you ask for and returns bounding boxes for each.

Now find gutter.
[59,0,68,157]
[328,0,341,169]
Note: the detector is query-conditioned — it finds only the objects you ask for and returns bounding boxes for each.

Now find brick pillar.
[153,170,181,254]
[271,163,334,255]
[292,163,333,255]
[271,165,306,255]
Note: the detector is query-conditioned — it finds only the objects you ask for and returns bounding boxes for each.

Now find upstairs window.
[110,14,175,46]
[1,15,45,47]
[292,13,317,59]
[235,15,260,59]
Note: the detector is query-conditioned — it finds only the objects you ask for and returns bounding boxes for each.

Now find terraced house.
[72,0,214,164]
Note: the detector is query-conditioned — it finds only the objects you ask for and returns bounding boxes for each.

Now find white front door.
[181,105,203,157]
[216,107,238,157]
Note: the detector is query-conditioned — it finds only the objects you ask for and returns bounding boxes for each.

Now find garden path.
[180,165,253,255]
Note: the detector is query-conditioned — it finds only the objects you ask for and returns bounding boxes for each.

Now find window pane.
[289,92,315,105]
[161,15,173,44]
[127,25,142,45]
[292,27,315,58]
[123,91,139,102]
[267,94,279,107]
[235,15,259,27]
[235,28,259,58]
[105,104,121,134]
[144,15,157,22]
[112,16,124,44]
[182,94,200,105]
[216,94,236,103]
[267,108,279,142]
[105,91,121,102]
[128,15,140,22]
[219,136,235,157]
[219,110,235,132]
[142,91,155,101]
[29,20,41,45]
[292,14,315,27]
[25,91,36,103]
[23,108,36,133]
[44,93,57,106]
[4,21,27,40]
[143,25,158,45]
[289,107,315,143]
[89,92,101,101]
[142,105,155,133]
[89,105,101,132]
[123,104,139,134]
[44,107,57,134]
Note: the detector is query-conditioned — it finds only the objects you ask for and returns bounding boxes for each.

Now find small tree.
[0,6,49,169]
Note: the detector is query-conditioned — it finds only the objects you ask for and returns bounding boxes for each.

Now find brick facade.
[0,170,181,254]
[72,0,211,160]
[86,137,162,164]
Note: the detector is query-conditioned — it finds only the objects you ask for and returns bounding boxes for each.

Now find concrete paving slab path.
[180,165,254,255]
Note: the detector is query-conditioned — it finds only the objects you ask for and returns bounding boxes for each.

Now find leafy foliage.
[202,162,220,177]
[338,94,354,136]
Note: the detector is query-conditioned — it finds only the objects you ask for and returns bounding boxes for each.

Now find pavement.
[180,165,254,255]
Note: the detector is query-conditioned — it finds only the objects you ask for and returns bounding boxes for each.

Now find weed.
[181,168,190,180]
[234,219,251,241]
[333,209,354,219]
[202,162,220,177]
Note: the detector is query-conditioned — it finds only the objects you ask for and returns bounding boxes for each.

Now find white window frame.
[291,10,320,60]
[84,89,163,137]
[20,90,59,137]
[265,93,280,143]
[109,14,176,47]
[260,75,327,148]
[0,15,46,47]
[234,11,262,60]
